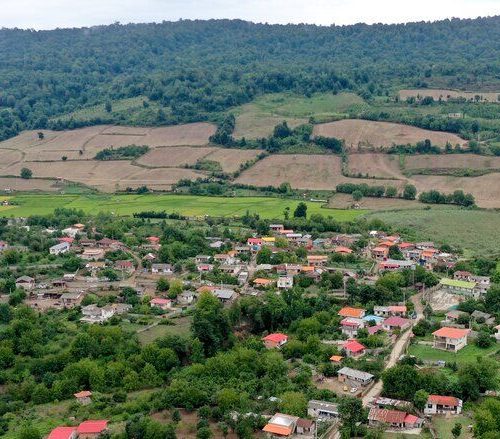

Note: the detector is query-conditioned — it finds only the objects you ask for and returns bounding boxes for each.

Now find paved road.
[361,292,424,406]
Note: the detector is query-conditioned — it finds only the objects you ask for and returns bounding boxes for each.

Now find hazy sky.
[1,0,499,29]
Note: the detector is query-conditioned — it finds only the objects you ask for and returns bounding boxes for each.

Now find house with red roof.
[76,420,108,438]
[368,408,423,429]
[150,297,172,311]
[382,316,410,332]
[342,339,366,358]
[432,327,470,352]
[340,318,364,338]
[424,395,463,415]
[48,427,77,439]
[262,333,288,349]
[147,236,160,244]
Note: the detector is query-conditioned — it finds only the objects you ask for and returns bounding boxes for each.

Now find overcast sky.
[1,0,499,29]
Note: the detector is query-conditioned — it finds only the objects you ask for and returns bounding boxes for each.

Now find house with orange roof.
[338,307,365,319]
[262,333,288,349]
[432,327,470,352]
[307,255,328,267]
[334,246,353,254]
[329,355,343,364]
[424,395,463,415]
[253,278,274,287]
[262,413,298,437]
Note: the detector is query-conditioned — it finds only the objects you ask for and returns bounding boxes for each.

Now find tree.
[413,389,429,411]
[156,277,170,292]
[20,168,33,179]
[192,292,232,356]
[196,427,212,439]
[352,190,363,202]
[105,101,112,113]
[475,331,494,348]
[19,426,41,439]
[273,121,292,138]
[451,422,462,439]
[168,279,183,299]
[62,155,67,161]
[403,184,417,200]
[338,397,365,437]
[279,391,307,417]
[385,186,398,198]
[172,409,181,423]
[293,202,307,218]
[37,132,44,140]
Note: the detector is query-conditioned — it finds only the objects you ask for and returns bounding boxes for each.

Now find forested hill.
[0,17,500,139]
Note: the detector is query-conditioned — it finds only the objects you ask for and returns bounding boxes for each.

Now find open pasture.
[399,88,500,102]
[328,193,421,210]
[313,119,466,149]
[0,193,365,221]
[232,92,364,139]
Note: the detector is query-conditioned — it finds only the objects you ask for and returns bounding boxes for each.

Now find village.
[0,211,497,439]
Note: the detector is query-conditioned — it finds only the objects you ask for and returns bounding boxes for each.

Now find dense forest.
[0,17,500,140]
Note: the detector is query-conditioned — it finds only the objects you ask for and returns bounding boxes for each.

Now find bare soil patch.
[328,193,421,210]
[399,89,500,102]
[203,148,263,172]
[0,150,23,169]
[137,146,217,167]
[118,168,204,192]
[235,154,399,190]
[406,154,500,171]
[313,119,466,149]
[412,173,500,208]
[0,177,61,192]
[348,153,405,179]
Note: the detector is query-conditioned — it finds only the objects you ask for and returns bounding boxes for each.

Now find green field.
[245,92,367,118]
[364,208,500,257]
[408,343,499,366]
[432,414,474,439]
[0,193,366,221]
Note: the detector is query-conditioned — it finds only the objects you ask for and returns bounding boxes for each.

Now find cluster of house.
[367,233,456,272]
[438,270,491,299]
[262,391,464,437]
[48,420,108,439]
[338,306,410,340]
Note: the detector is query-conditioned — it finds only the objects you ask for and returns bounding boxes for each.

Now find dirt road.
[361,292,424,406]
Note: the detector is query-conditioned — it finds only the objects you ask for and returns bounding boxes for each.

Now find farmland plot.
[313,119,466,149]
[348,153,405,179]
[405,154,500,171]
[136,146,217,167]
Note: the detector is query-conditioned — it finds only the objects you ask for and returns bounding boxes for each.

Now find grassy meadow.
[0,193,365,221]
[364,207,500,257]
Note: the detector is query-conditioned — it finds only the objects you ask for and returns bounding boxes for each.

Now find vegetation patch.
[94,144,149,160]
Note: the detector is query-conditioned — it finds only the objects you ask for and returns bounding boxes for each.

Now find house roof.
[372,246,389,253]
[404,414,420,424]
[428,395,461,407]
[389,305,407,313]
[76,420,108,434]
[334,246,353,254]
[341,318,362,327]
[263,333,288,343]
[383,316,410,327]
[151,298,170,305]
[253,278,273,285]
[329,355,343,363]
[338,307,365,318]
[74,390,92,398]
[262,424,293,436]
[48,427,76,439]
[440,278,476,289]
[432,327,470,339]
[368,408,407,424]
[343,340,366,353]
[297,418,314,428]
[337,367,373,381]
[368,325,384,335]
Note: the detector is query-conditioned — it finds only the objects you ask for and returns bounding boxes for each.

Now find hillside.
[1,17,500,141]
